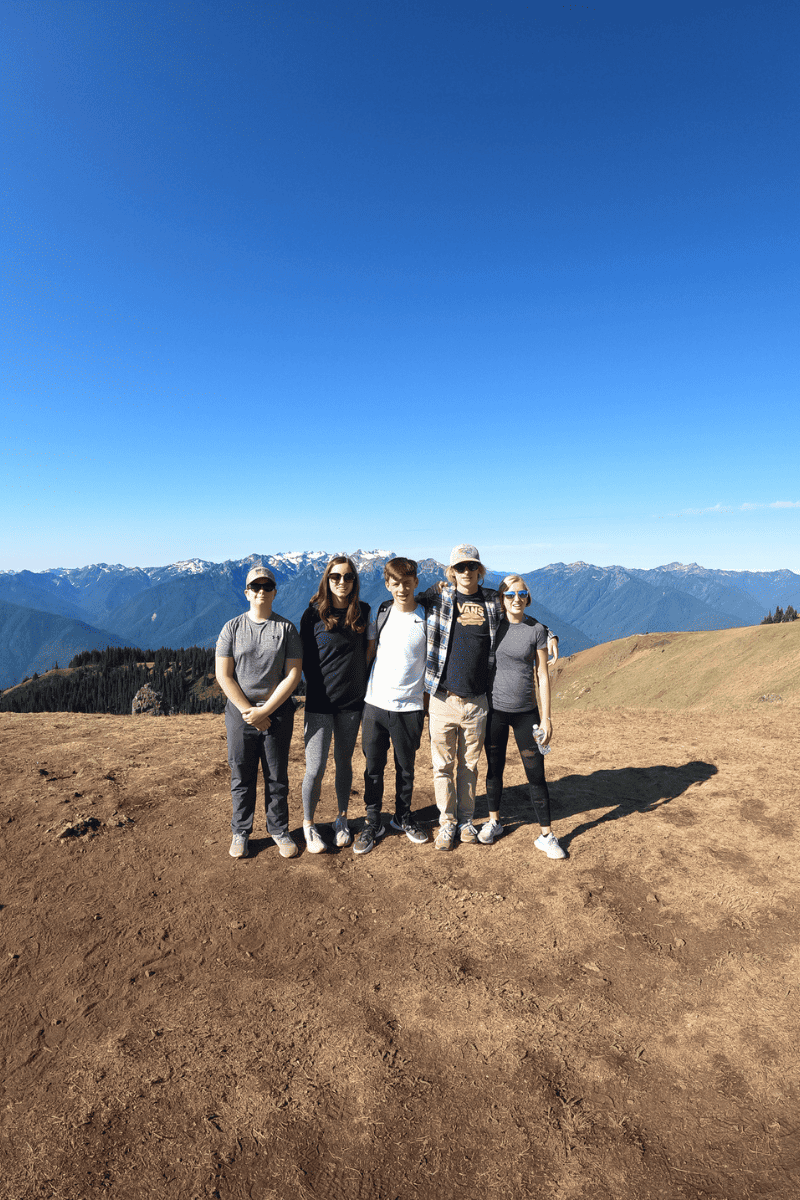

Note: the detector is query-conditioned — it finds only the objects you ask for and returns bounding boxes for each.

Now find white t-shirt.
[365,604,427,712]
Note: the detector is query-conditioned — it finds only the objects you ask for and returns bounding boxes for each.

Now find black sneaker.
[353,821,385,856]
[390,815,428,844]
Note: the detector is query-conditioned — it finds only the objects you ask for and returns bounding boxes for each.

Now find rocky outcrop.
[131,684,165,716]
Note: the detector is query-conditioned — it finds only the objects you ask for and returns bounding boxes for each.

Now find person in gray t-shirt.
[215,564,302,861]
[480,574,566,859]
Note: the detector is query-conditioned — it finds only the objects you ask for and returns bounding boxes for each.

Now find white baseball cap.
[449,544,482,567]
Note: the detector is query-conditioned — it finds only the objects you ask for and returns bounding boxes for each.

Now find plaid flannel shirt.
[420,585,503,695]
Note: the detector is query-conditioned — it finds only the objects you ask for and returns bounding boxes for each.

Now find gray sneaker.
[478,819,503,845]
[229,832,249,859]
[271,831,299,859]
[434,823,457,851]
[303,824,327,854]
[353,821,385,856]
[535,831,566,859]
[334,815,352,848]
[459,822,480,844]
[390,815,428,844]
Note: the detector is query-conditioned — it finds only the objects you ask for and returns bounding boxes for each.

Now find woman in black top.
[299,556,372,853]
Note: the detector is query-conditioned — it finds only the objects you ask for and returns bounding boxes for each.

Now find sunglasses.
[504,590,530,600]
[454,562,480,572]
[329,572,355,583]
[248,581,275,593]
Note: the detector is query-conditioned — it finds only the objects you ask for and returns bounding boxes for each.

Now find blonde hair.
[498,574,531,607]
[445,562,486,587]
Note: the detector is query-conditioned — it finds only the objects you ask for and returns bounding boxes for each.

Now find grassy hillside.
[552,619,800,711]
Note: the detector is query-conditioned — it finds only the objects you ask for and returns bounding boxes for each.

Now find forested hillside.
[0,646,225,716]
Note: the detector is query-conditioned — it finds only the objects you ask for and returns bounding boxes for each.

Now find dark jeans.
[225,699,295,836]
[485,708,551,827]
[361,703,425,823]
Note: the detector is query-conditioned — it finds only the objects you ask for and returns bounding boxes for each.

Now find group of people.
[214,544,566,862]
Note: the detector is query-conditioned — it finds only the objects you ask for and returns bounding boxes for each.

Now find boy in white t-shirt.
[353,558,429,855]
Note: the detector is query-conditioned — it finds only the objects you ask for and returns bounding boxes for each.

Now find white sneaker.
[272,831,298,859]
[478,819,503,845]
[229,832,249,858]
[303,824,326,854]
[535,832,566,859]
[334,815,352,847]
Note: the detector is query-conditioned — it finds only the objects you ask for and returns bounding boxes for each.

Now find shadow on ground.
[496,760,718,847]
[404,761,718,848]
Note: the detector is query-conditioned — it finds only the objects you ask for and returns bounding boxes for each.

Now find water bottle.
[533,724,551,755]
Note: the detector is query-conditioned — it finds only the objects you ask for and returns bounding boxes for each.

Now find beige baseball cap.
[245,564,276,587]
[449,543,482,567]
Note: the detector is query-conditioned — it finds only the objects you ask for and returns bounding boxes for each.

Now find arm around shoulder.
[416,583,448,608]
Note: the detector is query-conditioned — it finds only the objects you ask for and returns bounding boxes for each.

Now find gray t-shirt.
[489,617,548,712]
[216,611,302,703]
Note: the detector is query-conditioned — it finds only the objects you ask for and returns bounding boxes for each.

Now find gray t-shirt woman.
[489,616,549,713]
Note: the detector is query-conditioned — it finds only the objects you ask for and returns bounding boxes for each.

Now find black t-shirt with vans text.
[439,590,490,698]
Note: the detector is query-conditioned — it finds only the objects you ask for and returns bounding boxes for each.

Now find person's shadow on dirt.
[477,760,718,851]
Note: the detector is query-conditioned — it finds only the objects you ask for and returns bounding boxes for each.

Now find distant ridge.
[0,598,127,690]
[1,553,797,689]
[551,620,800,711]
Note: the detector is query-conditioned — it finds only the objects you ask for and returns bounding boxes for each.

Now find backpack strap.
[374,600,393,646]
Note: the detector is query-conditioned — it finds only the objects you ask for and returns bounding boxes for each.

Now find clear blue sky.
[3,0,798,574]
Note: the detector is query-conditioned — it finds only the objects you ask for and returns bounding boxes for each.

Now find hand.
[242,706,272,730]
[538,716,553,746]
[547,637,559,666]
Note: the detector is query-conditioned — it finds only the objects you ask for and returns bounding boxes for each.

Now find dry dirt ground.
[1,629,799,1199]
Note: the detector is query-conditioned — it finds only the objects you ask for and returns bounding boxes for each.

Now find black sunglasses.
[329,572,355,583]
[504,590,529,600]
[248,580,275,593]
[454,561,480,572]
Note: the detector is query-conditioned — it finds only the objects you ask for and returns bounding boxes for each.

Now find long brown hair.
[310,556,366,633]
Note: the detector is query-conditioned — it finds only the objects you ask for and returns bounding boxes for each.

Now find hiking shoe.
[535,832,566,860]
[390,815,428,844]
[229,832,249,859]
[334,815,352,847]
[478,819,503,845]
[353,821,385,856]
[434,823,457,851]
[459,822,480,844]
[303,824,327,854]
[271,831,299,859]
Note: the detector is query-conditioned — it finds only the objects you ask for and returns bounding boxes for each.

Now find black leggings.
[485,708,551,827]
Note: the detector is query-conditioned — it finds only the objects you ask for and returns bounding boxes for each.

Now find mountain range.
[1,553,797,690]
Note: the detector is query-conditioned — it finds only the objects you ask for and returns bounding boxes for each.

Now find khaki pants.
[428,692,489,827]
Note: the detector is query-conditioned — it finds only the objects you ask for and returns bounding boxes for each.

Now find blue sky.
[3,0,799,574]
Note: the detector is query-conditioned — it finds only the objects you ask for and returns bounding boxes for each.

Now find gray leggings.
[302,710,362,821]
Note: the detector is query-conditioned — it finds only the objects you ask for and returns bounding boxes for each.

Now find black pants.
[225,700,295,836]
[361,703,425,823]
[485,708,551,827]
